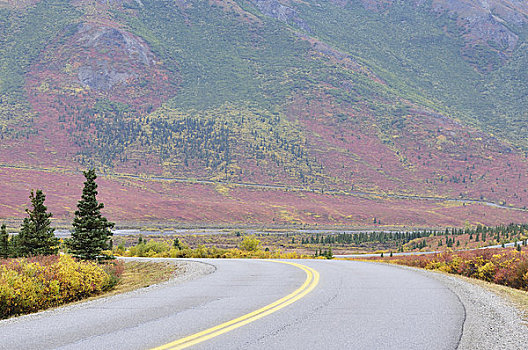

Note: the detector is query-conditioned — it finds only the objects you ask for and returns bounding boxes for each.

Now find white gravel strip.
[0,259,215,326]
[394,264,528,349]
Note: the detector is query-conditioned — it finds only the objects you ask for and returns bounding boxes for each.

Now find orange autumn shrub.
[0,255,123,319]
[381,248,528,291]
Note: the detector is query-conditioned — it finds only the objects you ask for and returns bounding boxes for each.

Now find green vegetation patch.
[0,0,80,136]
[0,0,80,100]
[288,0,528,147]
[144,104,319,182]
[119,0,314,110]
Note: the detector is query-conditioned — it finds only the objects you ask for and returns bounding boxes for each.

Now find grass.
[94,261,179,298]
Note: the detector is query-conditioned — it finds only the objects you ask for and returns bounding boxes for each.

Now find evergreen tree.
[0,224,8,258]
[17,190,59,257]
[173,237,181,249]
[9,234,18,258]
[67,169,114,260]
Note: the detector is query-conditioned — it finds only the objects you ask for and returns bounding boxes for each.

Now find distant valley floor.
[2,166,528,227]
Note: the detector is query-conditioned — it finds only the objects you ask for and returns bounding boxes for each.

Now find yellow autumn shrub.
[124,240,310,259]
[477,262,495,281]
[0,255,114,319]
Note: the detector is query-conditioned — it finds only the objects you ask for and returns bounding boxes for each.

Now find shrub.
[377,248,528,291]
[0,255,121,319]
[240,236,261,252]
[122,239,308,259]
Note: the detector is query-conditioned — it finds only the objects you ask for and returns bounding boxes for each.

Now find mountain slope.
[1,0,528,226]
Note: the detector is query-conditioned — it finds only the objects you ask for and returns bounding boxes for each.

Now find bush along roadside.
[0,255,123,319]
[371,248,528,291]
[114,236,332,259]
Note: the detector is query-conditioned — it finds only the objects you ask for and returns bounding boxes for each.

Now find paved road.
[0,259,467,350]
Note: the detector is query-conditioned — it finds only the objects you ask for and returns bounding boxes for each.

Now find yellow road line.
[151,260,320,350]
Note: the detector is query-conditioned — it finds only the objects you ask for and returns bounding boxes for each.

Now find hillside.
[1,0,528,227]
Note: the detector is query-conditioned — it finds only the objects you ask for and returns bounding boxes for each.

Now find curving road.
[0,259,524,349]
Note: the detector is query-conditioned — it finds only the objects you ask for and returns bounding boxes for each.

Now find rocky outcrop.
[75,24,153,90]
[77,63,135,91]
[430,0,528,55]
[352,0,528,68]
[251,0,311,32]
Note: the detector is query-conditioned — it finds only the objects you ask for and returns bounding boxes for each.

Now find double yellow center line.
[152,260,320,350]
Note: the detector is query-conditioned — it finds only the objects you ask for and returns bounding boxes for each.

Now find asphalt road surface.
[0,259,522,349]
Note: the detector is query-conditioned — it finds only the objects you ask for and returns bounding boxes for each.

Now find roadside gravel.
[395,265,528,349]
[0,259,215,326]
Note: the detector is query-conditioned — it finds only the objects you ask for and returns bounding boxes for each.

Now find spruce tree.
[173,238,182,249]
[8,234,18,258]
[17,190,59,257]
[68,169,114,260]
[0,224,8,258]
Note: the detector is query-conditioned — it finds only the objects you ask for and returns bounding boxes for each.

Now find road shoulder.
[393,264,528,350]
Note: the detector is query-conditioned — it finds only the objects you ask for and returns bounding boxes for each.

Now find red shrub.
[366,248,528,291]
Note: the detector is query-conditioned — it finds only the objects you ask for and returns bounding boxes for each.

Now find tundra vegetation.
[3,1,528,226]
[118,235,312,260]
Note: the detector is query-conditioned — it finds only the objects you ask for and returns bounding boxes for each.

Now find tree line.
[0,169,113,261]
[298,224,528,249]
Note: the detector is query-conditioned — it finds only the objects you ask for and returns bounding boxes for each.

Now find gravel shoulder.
[393,264,528,350]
